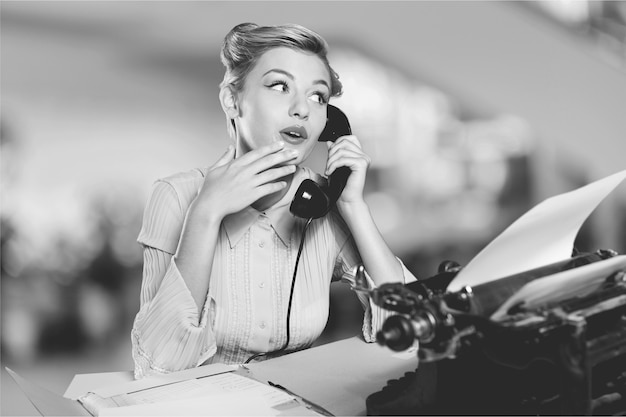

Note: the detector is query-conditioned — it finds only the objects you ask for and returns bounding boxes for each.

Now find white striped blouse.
[131,166,416,379]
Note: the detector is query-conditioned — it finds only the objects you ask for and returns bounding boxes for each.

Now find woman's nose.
[289,96,309,120]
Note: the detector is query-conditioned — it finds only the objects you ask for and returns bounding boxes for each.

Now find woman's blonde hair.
[220,22,343,96]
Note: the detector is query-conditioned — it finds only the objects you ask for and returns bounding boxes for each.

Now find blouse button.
[259,282,265,288]
[258,241,265,248]
[259,321,266,329]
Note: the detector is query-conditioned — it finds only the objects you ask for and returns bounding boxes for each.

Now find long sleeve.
[131,176,217,379]
[131,249,217,379]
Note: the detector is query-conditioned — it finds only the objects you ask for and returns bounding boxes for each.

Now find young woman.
[131,22,417,379]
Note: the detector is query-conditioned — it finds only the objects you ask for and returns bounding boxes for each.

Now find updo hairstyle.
[220,22,343,97]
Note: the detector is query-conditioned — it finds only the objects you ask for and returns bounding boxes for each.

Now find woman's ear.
[219,85,239,119]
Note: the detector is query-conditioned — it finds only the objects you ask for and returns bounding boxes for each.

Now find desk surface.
[62,337,418,416]
[248,337,418,416]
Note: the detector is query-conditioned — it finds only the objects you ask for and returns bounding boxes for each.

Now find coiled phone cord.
[244,217,313,364]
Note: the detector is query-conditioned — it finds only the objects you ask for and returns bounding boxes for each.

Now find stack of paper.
[8,363,321,416]
[79,371,312,416]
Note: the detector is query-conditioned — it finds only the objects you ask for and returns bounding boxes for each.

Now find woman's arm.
[326,137,406,286]
[338,201,405,285]
[132,178,220,377]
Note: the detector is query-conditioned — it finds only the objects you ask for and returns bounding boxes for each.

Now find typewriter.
[364,250,626,415]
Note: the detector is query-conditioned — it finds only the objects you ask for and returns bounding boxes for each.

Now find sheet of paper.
[491,254,626,321]
[93,372,315,416]
[247,337,420,416]
[447,169,626,293]
[64,372,133,400]
[85,363,235,399]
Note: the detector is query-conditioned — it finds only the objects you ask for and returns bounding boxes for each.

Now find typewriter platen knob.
[377,311,437,351]
[377,315,415,351]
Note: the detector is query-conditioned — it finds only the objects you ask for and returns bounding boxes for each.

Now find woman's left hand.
[325,135,370,209]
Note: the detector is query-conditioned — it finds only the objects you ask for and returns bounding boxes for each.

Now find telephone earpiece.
[290,105,352,219]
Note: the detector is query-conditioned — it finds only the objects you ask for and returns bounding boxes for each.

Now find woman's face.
[233,47,331,164]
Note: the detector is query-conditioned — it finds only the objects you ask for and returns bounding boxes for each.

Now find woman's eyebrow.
[313,79,330,90]
[263,69,330,89]
[263,68,293,79]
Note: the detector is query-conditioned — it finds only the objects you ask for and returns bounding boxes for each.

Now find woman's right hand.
[191,141,298,222]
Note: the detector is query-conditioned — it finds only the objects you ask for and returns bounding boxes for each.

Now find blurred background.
[2,1,626,414]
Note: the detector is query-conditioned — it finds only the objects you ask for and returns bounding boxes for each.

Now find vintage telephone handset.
[244,105,352,364]
[289,104,352,219]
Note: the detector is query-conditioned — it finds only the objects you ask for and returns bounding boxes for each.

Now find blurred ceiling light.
[536,0,591,25]
[528,0,626,70]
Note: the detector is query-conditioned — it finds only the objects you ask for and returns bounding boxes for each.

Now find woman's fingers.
[326,135,361,158]
[247,148,298,175]
[235,141,285,166]
[251,181,289,201]
[198,141,299,216]
[230,141,298,177]
[326,136,370,176]
[252,164,297,187]
[326,135,362,150]
[326,155,369,177]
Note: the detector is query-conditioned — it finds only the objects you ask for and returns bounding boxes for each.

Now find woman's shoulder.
[158,168,206,186]
[156,168,205,194]
[147,168,205,211]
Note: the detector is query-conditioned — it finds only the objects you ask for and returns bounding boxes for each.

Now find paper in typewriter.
[490,253,626,321]
[447,169,626,293]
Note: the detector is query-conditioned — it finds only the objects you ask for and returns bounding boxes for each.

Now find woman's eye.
[310,93,328,105]
[268,81,288,92]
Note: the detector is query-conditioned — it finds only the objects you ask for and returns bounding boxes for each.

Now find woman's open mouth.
[280,125,308,144]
